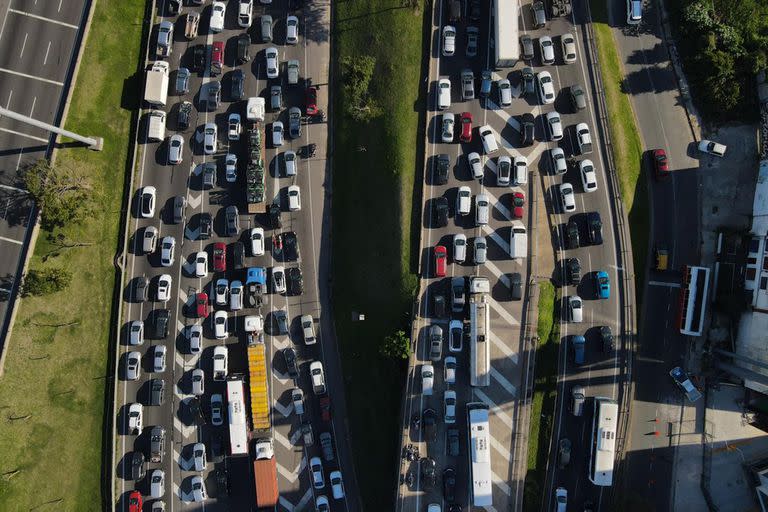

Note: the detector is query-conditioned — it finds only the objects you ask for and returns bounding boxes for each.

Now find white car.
[213,345,228,379]
[210,1,226,32]
[497,155,511,186]
[286,15,299,44]
[537,71,556,104]
[250,227,265,256]
[453,233,467,263]
[698,140,727,157]
[272,121,284,147]
[168,134,184,165]
[265,47,279,79]
[444,390,457,424]
[569,295,583,322]
[225,153,238,183]
[213,310,228,339]
[129,320,144,346]
[310,457,325,489]
[193,442,207,471]
[475,194,489,226]
[301,315,317,345]
[287,185,301,211]
[579,160,598,192]
[561,33,577,63]
[214,279,228,306]
[160,236,176,266]
[230,280,243,311]
[292,387,305,415]
[539,35,555,65]
[191,369,205,397]
[474,236,487,264]
[190,475,207,502]
[238,0,253,28]
[210,394,224,425]
[441,112,454,143]
[479,125,498,154]
[156,274,172,301]
[437,78,451,110]
[560,183,576,212]
[272,266,286,294]
[467,152,483,179]
[576,122,593,154]
[546,111,563,141]
[194,251,208,277]
[125,351,141,381]
[498,78,512,107]
[456,186,471,216]
[153,345,167,373]
[421,364,434,395]
[514,156,528,186]
[227,113,241,141]
[284,150,297,176]
[188,325,203,354]
[150,468,164,498]
[555,487,568,511]
[310,361,326,394]
[627,0,642,24]
[127,403,143,434]
[442,25,456,56]
[140,186,156,218]
[449,319,463,352]
[330,471,345,499]
[203,122,217,154]
[444,356,457,384]
[550,147,567,175]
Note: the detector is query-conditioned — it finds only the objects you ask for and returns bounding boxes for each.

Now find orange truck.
[252,438,278,508]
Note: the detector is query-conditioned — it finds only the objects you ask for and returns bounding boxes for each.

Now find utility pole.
[0,106,103,151]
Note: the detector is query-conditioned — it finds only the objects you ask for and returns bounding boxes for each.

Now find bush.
[380,330,410,359]
[340,55,382,122]
[22,267,72,297]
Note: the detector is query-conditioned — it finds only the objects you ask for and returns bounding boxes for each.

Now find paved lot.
[0,0,90,353]
[114,1,356,510]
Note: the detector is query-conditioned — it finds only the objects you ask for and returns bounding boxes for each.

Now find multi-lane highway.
[114,1,356,510]
[0,0,91,350]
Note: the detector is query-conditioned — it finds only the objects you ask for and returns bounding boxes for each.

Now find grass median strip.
[0,1,145,509]
[332,0,425,508]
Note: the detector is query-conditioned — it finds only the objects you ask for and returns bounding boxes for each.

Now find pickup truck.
[185,12,199,40]
[670,366,702,402]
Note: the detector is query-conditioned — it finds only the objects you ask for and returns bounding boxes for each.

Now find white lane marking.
[489,330,518,365]
[0,184,27,194]
[483,258,506,282]
[648,280,680,288]
[481,225,510,253]
[19,33,27,60]
[0,127,48,143]
[489,434,512,461]
[0,235,23,245]
[273,430,293,450]
[43,41,51,65]
[490,367,517,396]
[0,67,64,86]
[273,399,293,418]
[492,471,513,496]
[0,2,12,42]
[279,488,313,512]
[474,388,514,429]
[8,9,79,29]
[489,298,519,326]
[5,90,11,107]
[488,100,521,132]
[58,0,64,12]
[482,189,512,219]
[524,143,547,164]
[276,457,306,482]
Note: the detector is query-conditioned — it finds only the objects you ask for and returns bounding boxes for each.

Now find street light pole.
[0,106,103,151]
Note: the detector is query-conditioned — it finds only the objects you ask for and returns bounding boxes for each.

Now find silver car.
[474,236,487,264]
[260,14,273,42]
[286,15,299,44]
[429,325,443,361]
[193,442,207,471]
[441,112,454,143]
[461,69,474,100]
[160,236,176,266]
[176,67,190,94]
[203,122,217,154]
[284,150,297,176]
[153,345,167,372]
[150,469,165,498]
[125,351,141,381]
[498,78,512,107]
[191,368,204,396]
[272,121,284,146]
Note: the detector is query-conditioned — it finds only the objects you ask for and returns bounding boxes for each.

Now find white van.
[510,223,528,259]
[456,186,471,216]
[246,97,265,122]
[437,78,451,110]
[146,110,166,142]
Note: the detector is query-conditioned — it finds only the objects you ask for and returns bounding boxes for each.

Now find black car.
[423,408,437,442]
[192,44,206,72]
[236,33,251,63]
[225,206,239,237]
[421,457,437,490]
[232,241,245,270]
[520,34,534,61]
[434,293,446,318]
[199,212,212,240]
[587,211,603,245]
[521,66,535,95]
[434,196,449,227]
[600,325,614,352]
[177,101,192,131]
[150,378,165,406]
[520,112,535,146]
[566,217,580,249]
[168,0,181,15]
[434,153,450,185]
[566,257,581,286]
[131,451,146,481]
[468,0,481,20]
[268,203,282,229]
[447,428,459,456]
[443,467,457,502]
[202,162,217,189]
[135,276,149,302]
[287,267,304,296]
[231,69,245,100]
[154,309,170,338]
[283,348,299,379]
[283,231,299,261]
[510,272,523,301]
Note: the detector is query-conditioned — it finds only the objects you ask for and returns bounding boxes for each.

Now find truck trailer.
[252,439,279,508]
[493,0,520,68]
[144,61,169,107]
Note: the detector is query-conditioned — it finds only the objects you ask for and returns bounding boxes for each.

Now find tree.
[380,330,411,359]
[20,159,93,231]
[340,55,382,122]
[22,267,72,297]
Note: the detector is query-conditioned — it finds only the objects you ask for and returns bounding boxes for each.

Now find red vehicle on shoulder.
[512,192,525,219]
[128,491,142,512]
[653,148,669,180]
[213,242,226,272]
[305,86,318,116]
[434,245,447,277]
[319,396,331,422]
[459,112,473,143]
[196,292,210,318]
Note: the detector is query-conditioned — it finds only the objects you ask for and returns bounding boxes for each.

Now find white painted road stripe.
[482,225,511,254]
[489,330,519,365]
[0,235,23,245]
[492,471,513,496]
[0,67,64,86]
[474,388,514,429]
[483,258,506,282]
[0,127,49,143]
[489,433,511,461]
[0,183,27,193]
[489,298,520,326]
[490,367,517,396]
[649,280,681,288]
[8,9,80,29]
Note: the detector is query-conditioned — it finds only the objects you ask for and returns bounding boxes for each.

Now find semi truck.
[252,438,279,508]
[493,0,520,68]
[246,342,271,430]
[245,98,268,214]
[144,61,169,107]
[469,277,490,387]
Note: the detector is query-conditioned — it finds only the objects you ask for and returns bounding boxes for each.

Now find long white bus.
[469,293,490,387]
[677,265,710,336]
[467,402,492,506]
[493,0,520,68]
[226,377,249,456]
[589,397,618,486]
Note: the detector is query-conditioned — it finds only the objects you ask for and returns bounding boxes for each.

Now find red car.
[305,86,318,116]
[319,396,331,422]
[459,112,473,143]
[512,192,525,219]
[213,242,226,272]
[653,148,669,180]
[211,41,224,76]
[434,245,447,277]
[128,491,142,512]
[196,292,209,318]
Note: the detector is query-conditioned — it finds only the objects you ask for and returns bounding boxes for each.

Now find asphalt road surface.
[0,0,91,353]
[114,1,357,510]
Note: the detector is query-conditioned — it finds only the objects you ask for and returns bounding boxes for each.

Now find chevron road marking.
[483,259,505,282]
[489,330,518,365]
[274,429,293,450]
[276,457,306,483]
[271,336,292,350]
[482,226,511,254]
[492,471,513,496]
[279,488,313,512]
[273,399,293,418]
[474,389,514,429]
[489,297,519,326]
[482,189,512,220]
[489,434,512,462]
[187,192,202,209]
[490,367,517,397]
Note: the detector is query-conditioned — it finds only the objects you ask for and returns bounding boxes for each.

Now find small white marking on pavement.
[273,430,293,450]
[19,33,27,60]
[273,399,293,418]
[492,471,513,496]
[649,280,680,288]
[276,457,306,483]
[489,434,511,461]
[271,336,291,350]
[43,41,51,65]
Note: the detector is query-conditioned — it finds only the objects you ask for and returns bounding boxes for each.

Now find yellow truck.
[655,246,669,271]
[247,342,271,431]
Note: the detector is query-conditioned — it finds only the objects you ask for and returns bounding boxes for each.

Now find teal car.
[597,271,610,299]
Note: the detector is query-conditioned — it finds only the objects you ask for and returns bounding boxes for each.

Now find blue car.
[596,271,610,299]
[572,335,586,365]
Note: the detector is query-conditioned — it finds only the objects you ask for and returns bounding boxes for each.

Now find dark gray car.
[150,378,165,406]
[202,163,216,188]
[207,81,221,111]
[135,276,149,302]
[270,85,282,110]
[176,67,190,94]
[173,195,186,224]
[510,272,522,300]
[521,67,535,95]
[225,206,239,237]
[131,451,146,481]
[520,35,534,61]
[231,69,245,100]
[150,426,166,463]
[260,15,273,42]
[288,107,302,138]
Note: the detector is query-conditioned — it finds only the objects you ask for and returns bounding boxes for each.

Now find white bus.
[469,294,490,387]
[467,402,492,506]
[677,265,710,336]
[493,0,520,68]
[227,377,249,456]
[589,397,618,486]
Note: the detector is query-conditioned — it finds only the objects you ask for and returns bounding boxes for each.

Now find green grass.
[0,1,146,509]
[332,0,426,508]
[589,1,648,309]
[524,281,559,511]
